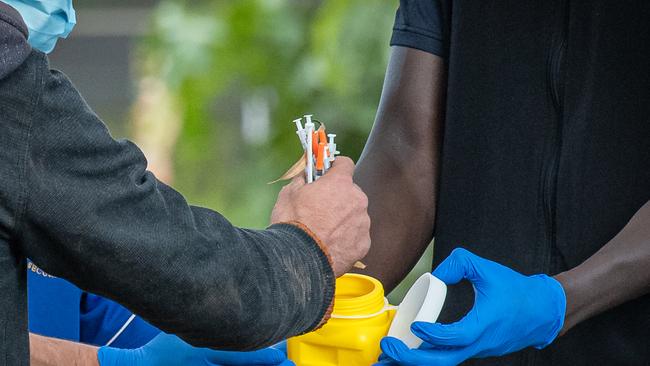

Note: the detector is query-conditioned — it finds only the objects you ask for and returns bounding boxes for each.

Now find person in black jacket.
[0,3,371,365]
[355,1,650,365]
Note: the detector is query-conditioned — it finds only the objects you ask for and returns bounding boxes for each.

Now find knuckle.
[353,188,369,208]
[359,192,369,208]
[451,247,470,259]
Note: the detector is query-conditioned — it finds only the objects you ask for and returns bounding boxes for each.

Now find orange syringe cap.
[316,142,326,170]
[318,129,327,147]
[312,131,319,156]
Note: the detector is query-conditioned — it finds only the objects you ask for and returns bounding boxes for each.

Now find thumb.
[432,248,480,285]
[411,309,482,347]
[380,337,413,363]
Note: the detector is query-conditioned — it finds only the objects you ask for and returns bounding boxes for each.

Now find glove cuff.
[534,274,567,349]
[97,346,139,366]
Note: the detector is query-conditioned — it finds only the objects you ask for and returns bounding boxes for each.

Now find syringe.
[304,114,315,183]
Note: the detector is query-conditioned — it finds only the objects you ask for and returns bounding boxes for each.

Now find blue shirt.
[27,261,160,349]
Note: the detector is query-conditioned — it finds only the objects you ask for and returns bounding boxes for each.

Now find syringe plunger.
[327,133,339,160]
[304,114,314,126]
[293,118,304,131]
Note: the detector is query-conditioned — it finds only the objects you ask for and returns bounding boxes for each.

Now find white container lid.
[387,272,447,349]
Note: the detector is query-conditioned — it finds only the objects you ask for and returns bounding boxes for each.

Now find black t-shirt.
[390,0,448,57]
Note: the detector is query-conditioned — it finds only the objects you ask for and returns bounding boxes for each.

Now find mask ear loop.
[330,298,399,320]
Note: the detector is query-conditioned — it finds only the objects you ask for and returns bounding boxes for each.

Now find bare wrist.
[553,271,578,335]
[30,333,100,366]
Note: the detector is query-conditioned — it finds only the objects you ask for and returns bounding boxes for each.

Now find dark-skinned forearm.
[353,47,446,292]
[554,200,650,334]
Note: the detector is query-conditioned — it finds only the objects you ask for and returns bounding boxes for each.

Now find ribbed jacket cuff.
[268,222,335,333]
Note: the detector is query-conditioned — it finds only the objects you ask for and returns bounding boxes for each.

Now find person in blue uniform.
[28,261,294,365]
[28,261,158,349]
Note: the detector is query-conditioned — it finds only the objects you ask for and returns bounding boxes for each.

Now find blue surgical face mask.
[3,0,76,53]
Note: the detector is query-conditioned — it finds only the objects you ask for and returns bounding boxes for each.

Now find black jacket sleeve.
[16,53,335,351]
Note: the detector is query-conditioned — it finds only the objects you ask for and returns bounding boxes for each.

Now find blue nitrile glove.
[377,248,566,366]
[98,333,295,366]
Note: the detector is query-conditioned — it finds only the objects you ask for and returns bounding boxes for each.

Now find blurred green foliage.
[141,0,396,226]
[139,0,432,300]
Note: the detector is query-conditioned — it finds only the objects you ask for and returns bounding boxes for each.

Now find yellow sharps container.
[288,274,396,366]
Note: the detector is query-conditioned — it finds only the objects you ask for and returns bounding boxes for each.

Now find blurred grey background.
[49,1,158,137]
